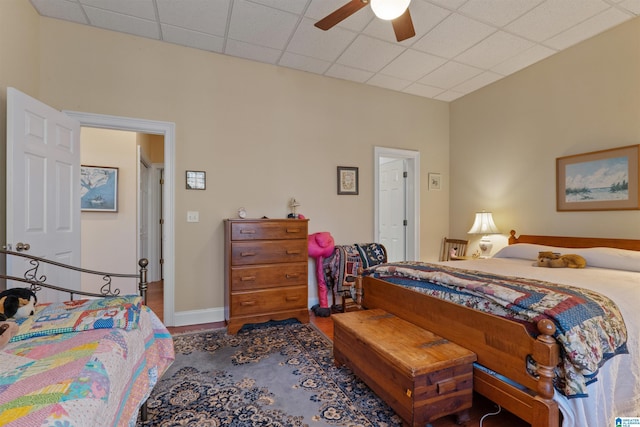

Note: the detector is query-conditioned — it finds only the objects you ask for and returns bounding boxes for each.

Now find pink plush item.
[308,232,335,317]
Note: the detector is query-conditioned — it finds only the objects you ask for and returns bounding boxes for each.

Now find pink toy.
[308,232,335,317]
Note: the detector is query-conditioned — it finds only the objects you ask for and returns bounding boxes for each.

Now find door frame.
[374,146,420,261]
[64,111,176,326]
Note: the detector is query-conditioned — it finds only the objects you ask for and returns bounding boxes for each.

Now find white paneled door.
[6,87,81,302]
[379,158,407,262]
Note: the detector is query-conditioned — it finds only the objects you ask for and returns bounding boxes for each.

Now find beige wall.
[80,128,138,295]
[0,1,449,314]
[450,17,640,255]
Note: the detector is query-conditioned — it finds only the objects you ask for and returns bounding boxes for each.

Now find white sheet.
[441,246,640,427]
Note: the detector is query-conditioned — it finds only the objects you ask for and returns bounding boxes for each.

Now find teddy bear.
[536,251,587,268]
[0,321,19,349]
[0,288,38,321]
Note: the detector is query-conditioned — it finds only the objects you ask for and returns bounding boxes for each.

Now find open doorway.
[374,147,420,261]
[66,111,176,326]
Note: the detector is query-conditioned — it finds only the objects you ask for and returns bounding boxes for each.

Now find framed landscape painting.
[556,145,639,211]
[81,165,118,212]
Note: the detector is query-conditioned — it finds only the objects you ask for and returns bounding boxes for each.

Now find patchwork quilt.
[364,262,628,398]
[0,297,174,427]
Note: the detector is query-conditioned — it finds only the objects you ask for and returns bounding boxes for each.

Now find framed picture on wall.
[556,144,639,211]
[337,166,359,195]
[81,165,119,212]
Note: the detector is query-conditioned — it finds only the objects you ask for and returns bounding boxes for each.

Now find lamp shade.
[370,0,411,20]
[468,211,500,235]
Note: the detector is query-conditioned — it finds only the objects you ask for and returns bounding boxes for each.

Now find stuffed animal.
[0,288,38,321]
[536,251,586,268]
[308,232,335,317]
[0,321,19,349]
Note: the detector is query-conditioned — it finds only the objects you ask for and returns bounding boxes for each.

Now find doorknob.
[15,242,30,252]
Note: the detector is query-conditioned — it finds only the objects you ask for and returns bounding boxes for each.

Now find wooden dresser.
[224,218,310,334]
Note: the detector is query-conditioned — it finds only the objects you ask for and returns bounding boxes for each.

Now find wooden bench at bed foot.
[332,309,477,427]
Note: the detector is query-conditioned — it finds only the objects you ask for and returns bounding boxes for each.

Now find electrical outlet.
[187,211,199,222]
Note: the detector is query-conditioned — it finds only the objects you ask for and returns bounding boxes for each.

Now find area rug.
[136,320,402,427]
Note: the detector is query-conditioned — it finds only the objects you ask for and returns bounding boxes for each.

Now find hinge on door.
[159,258,164,265]
[159,178,164,185]
[159,219,164,225]
[403,219,408,226]
[403,171,408,178]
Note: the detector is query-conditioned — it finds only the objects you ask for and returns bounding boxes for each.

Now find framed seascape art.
[81,165,119,212]
[556,144,639,211]
[337,166,359,195]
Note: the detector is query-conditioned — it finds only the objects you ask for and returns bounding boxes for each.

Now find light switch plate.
[187,211,199,222]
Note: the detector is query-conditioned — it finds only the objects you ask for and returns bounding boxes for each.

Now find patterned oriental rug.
[136,320,402,427]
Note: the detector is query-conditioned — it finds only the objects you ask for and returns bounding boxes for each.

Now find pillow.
[494,243,640,272]
[10,295,142,342]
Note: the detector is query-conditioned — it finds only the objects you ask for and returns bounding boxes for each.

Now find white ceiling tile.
[324,64,374,83]
[225,38,282,64]
[157,0,230,37]
[490,44,556,75]
[278,52,332,74]
[84,6,160,39]
[160,24,225,53]
[336,35,405,72]
[505,0,610,42]
[80,0,156,20]
[367,74,412,91]
[380,49,446,81]
[427,0,468,10]
[249,0,308,15]
[228,0,298,49]
[434,90,466,102]
[544,8,632,50]
[30,0,89,24]
[452,70,503,93]
[402,82,446,98]
[455,31,534,69]
[287,18,357,62]
[619,0,640,14]
[411,13,496,58]
[419,61,483,89]
[458,0,544,27]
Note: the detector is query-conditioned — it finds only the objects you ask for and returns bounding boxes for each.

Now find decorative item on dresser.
[224,218,310,334]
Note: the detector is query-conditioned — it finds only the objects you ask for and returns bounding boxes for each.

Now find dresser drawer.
[230,220,307,241]
[231,263,307,291]
[231,286,307,316]
[231,240,307,265]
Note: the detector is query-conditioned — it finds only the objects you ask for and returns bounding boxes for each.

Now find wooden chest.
[224,218,309,334]
[332,309,476,426]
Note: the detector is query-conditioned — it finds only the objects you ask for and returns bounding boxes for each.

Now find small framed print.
[81,165,118,212]
[337,166,359,195]
[186,171,206,190]
[428,173,442,191]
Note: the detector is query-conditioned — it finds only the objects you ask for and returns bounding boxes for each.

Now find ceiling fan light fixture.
[370,0,411,20]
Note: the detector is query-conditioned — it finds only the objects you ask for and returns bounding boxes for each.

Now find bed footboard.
[0,249,149,303]
[361,275,560,427]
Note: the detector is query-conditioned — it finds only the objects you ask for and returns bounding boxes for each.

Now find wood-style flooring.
[146,281,530,427]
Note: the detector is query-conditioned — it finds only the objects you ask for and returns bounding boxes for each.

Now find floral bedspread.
[0,302,174,426]
[364,262,628,398]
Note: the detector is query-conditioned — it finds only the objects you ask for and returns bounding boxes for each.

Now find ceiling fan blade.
[391,8,416,42]
[315,0,368,31]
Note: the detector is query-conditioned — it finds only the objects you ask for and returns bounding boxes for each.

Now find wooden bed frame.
[359,230,640,427]
[0,248,151,420]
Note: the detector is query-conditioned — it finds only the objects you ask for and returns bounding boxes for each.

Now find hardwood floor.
[145,282,529,426]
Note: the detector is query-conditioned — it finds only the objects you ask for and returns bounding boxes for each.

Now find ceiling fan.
[314,0,416,42]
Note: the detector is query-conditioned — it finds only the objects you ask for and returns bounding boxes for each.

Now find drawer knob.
[286,250,301,255]
[241,276,256,281]
[241,252,256,257]
[240,229,256,234]
[285,273,300,279]
[240,301,256,306]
